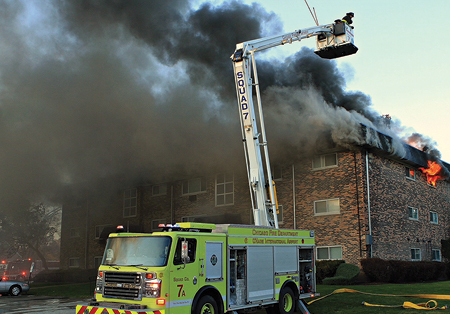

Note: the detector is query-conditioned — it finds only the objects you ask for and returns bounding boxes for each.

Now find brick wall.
[286,150,367,265]
[368,153,450,261]
[60,148,450,269]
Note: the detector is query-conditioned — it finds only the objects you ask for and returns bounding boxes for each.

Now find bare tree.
[0,203,59,271]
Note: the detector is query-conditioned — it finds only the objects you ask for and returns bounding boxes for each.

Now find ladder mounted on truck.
[232,20,357,228]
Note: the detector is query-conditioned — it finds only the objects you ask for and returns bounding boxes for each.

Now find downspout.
[354,152,362,257]
[292,164,296,229]
[365,151,373,257]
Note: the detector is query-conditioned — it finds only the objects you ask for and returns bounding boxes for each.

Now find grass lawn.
[28,282,94,299]
[27,281,450,313]
[307,281,450,313]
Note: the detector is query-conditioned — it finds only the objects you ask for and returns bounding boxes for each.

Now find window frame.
[182,215,207,222]
[95,224,113,239]
[316,246,343,260]
[432,249,441,262]
[430,211,438,224]
[69,257,80,268]
[272,164,283,181]
[408,206,419,221]
[314,198,340,216]
[276,204,284,224]
[215,173,234,207]
[151,184,167,196]
[182,178,207,196]
[411,248,421,261]
[123,188,138,218]
[405,166,416,181]
[312,153,338,170]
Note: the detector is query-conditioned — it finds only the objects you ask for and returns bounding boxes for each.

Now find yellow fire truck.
[76,223,316,314]
[77,16,356,314]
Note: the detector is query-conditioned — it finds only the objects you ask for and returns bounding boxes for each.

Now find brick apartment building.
[60,132,450,269]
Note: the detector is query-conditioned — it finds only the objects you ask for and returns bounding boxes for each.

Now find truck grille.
[103,272,142,300]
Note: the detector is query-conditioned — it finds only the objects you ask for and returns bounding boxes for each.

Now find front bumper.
[76,304,164,314]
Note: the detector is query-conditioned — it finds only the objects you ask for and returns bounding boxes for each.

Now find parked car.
[0,277,29,296]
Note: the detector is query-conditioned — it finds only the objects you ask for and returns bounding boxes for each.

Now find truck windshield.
[102,236,172,267]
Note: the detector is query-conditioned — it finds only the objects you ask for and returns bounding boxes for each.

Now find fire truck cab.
[76,223,316,314]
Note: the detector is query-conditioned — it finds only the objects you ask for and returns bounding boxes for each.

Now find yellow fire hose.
[307,288,450,310]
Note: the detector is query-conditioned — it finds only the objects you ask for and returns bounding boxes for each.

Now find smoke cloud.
[0,0,439,218]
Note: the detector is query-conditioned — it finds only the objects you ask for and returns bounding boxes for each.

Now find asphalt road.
[0,295,90,314]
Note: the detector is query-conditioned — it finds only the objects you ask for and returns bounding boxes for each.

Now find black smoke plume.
[0,0,439,219]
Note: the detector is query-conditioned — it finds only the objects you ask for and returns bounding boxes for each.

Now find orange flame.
[419,160,445,187]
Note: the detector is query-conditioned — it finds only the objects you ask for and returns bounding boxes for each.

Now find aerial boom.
[232,21,357,228]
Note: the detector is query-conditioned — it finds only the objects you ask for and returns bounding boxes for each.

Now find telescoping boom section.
[232,21,357,228]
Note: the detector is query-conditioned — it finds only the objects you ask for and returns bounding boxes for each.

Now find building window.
[94,256,103,269]
[182,215,206,222]
[70,228,81,238]
[408,207,418,220]
[95,224,112,239]
[216,173,234,206]
[152,184,167,196]
[430,211,438,224]
[411,248,421,261]
[312,153,338,170]
[151,219,166,231]
[432,249,441,262]
[69,257,80,268]
[405,167,416,180]
[182,178,206,195]
[276,205,283,224]
[272,165,283,180]
[314,198,340,216]
[123,188,137,218]
[316,246,342,260]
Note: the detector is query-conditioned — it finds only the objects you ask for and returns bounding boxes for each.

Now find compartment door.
[205,241,223,282]
[247,246,274,302]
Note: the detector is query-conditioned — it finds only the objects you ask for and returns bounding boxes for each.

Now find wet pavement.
[0,294,90,313]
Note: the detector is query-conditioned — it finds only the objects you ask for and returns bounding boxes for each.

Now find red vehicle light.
[22,271,26,276]
[149,282,160,289]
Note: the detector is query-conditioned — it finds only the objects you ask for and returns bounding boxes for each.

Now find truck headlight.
[144,279,161,298]
[95,271,103,294]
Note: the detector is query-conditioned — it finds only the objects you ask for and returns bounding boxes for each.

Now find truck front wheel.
[195,295,218,314]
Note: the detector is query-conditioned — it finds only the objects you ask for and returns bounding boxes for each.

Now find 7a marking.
[177,284,186,297]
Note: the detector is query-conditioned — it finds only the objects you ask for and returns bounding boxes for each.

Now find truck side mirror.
[181,240,190,264]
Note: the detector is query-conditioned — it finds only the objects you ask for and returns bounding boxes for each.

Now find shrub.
[33,268,98,283]
[315,260,345,283]
[361,258,446,283]
[322,263,360,285]
[360,258,391,282]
